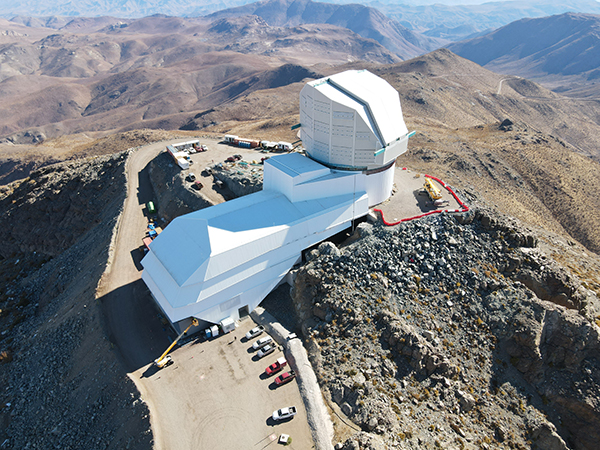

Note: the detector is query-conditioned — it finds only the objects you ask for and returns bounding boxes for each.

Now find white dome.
[299,70,410,170]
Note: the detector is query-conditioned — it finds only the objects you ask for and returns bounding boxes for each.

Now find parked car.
[193,181,203,190]
[188,173,196,182]
[252,336,273,350]
[246,326,265,340]
[226,156,236,163]
[275,370,296,386]
[234,154,242,160]
[272,406,297,421]
[200,144,208,152]
[257,344,275,359]
[265,357,287,376]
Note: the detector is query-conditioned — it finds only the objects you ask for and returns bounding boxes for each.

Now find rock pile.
[291,208,600,449]
[210,160,263,198]
[148,151,213,223]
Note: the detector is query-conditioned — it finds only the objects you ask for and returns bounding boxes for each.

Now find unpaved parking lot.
[175,136,279,204]
[141,318,315,449]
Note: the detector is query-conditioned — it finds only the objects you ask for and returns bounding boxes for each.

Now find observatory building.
[141,70,413,332]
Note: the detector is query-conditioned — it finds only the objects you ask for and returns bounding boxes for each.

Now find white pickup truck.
[252,336,273,350]
[272,406,297,421]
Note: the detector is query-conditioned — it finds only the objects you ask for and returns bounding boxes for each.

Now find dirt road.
[97,140,172,445]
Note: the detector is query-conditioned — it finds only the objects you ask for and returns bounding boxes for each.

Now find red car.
[275,370,296,386]
[265,357,287,376]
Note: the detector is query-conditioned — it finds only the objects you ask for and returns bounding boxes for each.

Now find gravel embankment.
[291,208,600,450]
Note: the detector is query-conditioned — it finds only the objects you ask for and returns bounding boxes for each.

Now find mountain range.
[0,0,250,19]
[0,14,400,142]
[205,0,444,58]
[447,12,600,96]
[3,0,600,42]
[375,0,600,40]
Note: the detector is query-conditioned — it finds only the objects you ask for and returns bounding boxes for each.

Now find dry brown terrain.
[0,15,397,145]
[447,12,600,98]
[177,50,600,256]
[4,47,600,260]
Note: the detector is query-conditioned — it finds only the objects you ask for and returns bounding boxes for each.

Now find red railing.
[374,174,469,226]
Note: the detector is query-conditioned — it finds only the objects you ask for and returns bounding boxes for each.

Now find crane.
[154,318,199,368]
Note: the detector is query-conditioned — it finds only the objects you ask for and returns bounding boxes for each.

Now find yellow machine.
[424,177,442,201]
[154,318,199,368]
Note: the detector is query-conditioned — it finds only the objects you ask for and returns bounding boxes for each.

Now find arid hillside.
[0,15,397,143]
[0,153,153,449]
[3,38,600,257]
[206,0,445,58]
[1,23,600,449]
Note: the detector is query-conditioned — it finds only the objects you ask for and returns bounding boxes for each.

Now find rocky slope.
[0,153,151,449]
[291,207,600,450]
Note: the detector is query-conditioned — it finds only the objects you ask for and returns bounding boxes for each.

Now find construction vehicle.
[154,318,199,368]
[424,177,442,201]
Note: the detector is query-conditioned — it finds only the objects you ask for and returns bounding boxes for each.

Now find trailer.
[233,138,260,148]
[172,140,200,152]
[166,144,191,169]
[277,142,293,151]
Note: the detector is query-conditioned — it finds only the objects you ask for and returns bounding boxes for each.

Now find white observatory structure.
[141,70,413,332]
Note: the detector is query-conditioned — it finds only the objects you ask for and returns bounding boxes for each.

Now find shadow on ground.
[99,279,174,374]
[412,188,439,212]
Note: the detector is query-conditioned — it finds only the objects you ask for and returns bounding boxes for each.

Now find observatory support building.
[141,70,413,332]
